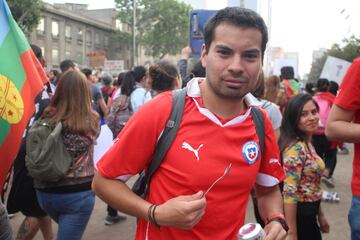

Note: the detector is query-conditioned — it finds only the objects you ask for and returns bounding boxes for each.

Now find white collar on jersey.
[185,78,257,127]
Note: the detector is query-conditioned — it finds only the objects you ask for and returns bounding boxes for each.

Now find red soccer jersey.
[97,79,285,239]
[334,57,360,197]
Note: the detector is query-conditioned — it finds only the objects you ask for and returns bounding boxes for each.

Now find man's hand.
[181,46,192,60]
[264,221,287,240]
[155,191,206,229]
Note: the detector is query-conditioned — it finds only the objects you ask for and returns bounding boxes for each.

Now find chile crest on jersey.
[242,141,260,165]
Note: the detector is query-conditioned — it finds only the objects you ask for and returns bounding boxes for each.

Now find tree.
[308,35,360,82]
[115,0,191,59]
[7,0,42,33]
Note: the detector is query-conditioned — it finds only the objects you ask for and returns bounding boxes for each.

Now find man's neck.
[199,81,247,119]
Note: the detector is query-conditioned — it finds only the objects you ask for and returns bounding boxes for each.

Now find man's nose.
[228,57,244,74]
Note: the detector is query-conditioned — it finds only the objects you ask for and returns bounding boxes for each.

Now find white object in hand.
[203,163,232,196]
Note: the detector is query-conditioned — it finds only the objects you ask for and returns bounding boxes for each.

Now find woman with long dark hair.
[279,94,329,240]
[35,70,99,240]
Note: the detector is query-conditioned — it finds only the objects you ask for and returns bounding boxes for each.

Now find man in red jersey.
[93,7,287,240]
[326,58,360,240]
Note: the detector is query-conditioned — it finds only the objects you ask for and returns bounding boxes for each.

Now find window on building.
[52,49,59,65]
[37,17,45,34]
[104,36,109,47]
[51,21,59,37]
[65,50,71,59]
[77,28,83,41]
[40,47,45,57]
[95,33,100,45]
[116,19,123,31]
[65,25,71,39]
[77,52,83,64]
[86,30,92,44]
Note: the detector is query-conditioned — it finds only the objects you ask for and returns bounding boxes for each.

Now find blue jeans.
[349,195,360,240]
[36,190,95,240]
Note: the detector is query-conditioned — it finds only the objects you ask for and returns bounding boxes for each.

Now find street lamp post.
[132,0,136,68]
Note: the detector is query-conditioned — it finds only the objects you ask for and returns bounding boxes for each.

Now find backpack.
[132,88,265,199]
[25,118,74,182]
[313,95,332,134]
[106,95,133,138]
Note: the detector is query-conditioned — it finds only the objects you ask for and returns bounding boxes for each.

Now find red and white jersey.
[97,78,285,240]
[334,57,360,197]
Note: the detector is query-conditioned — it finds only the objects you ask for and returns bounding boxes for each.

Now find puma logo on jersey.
[182,142,203,161]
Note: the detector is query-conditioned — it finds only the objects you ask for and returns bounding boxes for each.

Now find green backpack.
[25,118,74,182]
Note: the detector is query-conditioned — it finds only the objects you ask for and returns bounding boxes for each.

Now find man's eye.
[217,50,230,56]
[243,53,259,60]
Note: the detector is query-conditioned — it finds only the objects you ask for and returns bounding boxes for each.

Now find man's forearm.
[92,171,151,220]
[255,184,284,221]
[326,121,360,143]
[326,104,360,142]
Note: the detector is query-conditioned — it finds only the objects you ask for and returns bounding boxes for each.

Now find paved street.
[10,147,353,239]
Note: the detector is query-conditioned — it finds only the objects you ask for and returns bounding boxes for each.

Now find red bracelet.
[266,213,285,224]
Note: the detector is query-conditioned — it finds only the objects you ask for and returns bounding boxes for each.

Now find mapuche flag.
[0,0,48,189]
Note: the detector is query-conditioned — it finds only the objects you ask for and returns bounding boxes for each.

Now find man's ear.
[200,44,207,68]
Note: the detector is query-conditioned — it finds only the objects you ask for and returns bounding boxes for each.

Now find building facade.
[28,3,132,70]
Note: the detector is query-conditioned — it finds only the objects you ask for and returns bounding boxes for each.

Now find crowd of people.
[1,6,360,240]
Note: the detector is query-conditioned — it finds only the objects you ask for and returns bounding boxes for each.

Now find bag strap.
[143,88,187,196]
[250,107,265,153]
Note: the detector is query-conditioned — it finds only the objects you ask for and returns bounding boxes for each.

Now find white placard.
[320,56,351,84]
[103,60,125,76]
[93,124,114,167]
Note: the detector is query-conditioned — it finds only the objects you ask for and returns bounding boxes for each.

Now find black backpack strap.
[251,107,265,153]
[143,88,187,195]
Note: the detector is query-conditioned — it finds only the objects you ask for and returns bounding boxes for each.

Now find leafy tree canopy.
[308,35,360,82]
[7,0,42,33]
[115,0,191,59]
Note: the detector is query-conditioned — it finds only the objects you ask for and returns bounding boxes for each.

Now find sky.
[44,0,360,76]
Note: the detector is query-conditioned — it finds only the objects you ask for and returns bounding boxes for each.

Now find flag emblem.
[0,73,24,123]
[242,141,259,165]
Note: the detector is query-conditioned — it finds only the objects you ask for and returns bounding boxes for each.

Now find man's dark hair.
[81,68,92,78]
[280,66,294,79]
[30,44,42,61]
[329,81,339,96]
[316,78,329,92]
[60,59,75,73]
[204,7,268,58]
[132,65,147,83]
[190,60,206,78]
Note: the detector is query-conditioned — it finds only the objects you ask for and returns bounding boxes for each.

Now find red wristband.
[266,213,285,224]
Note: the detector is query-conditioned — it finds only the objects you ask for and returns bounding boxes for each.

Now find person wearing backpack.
[33,70,99,240]
[93,7,287,240]
[312,78,337,188]
[107,71,136,139]
[103,71,136,224]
